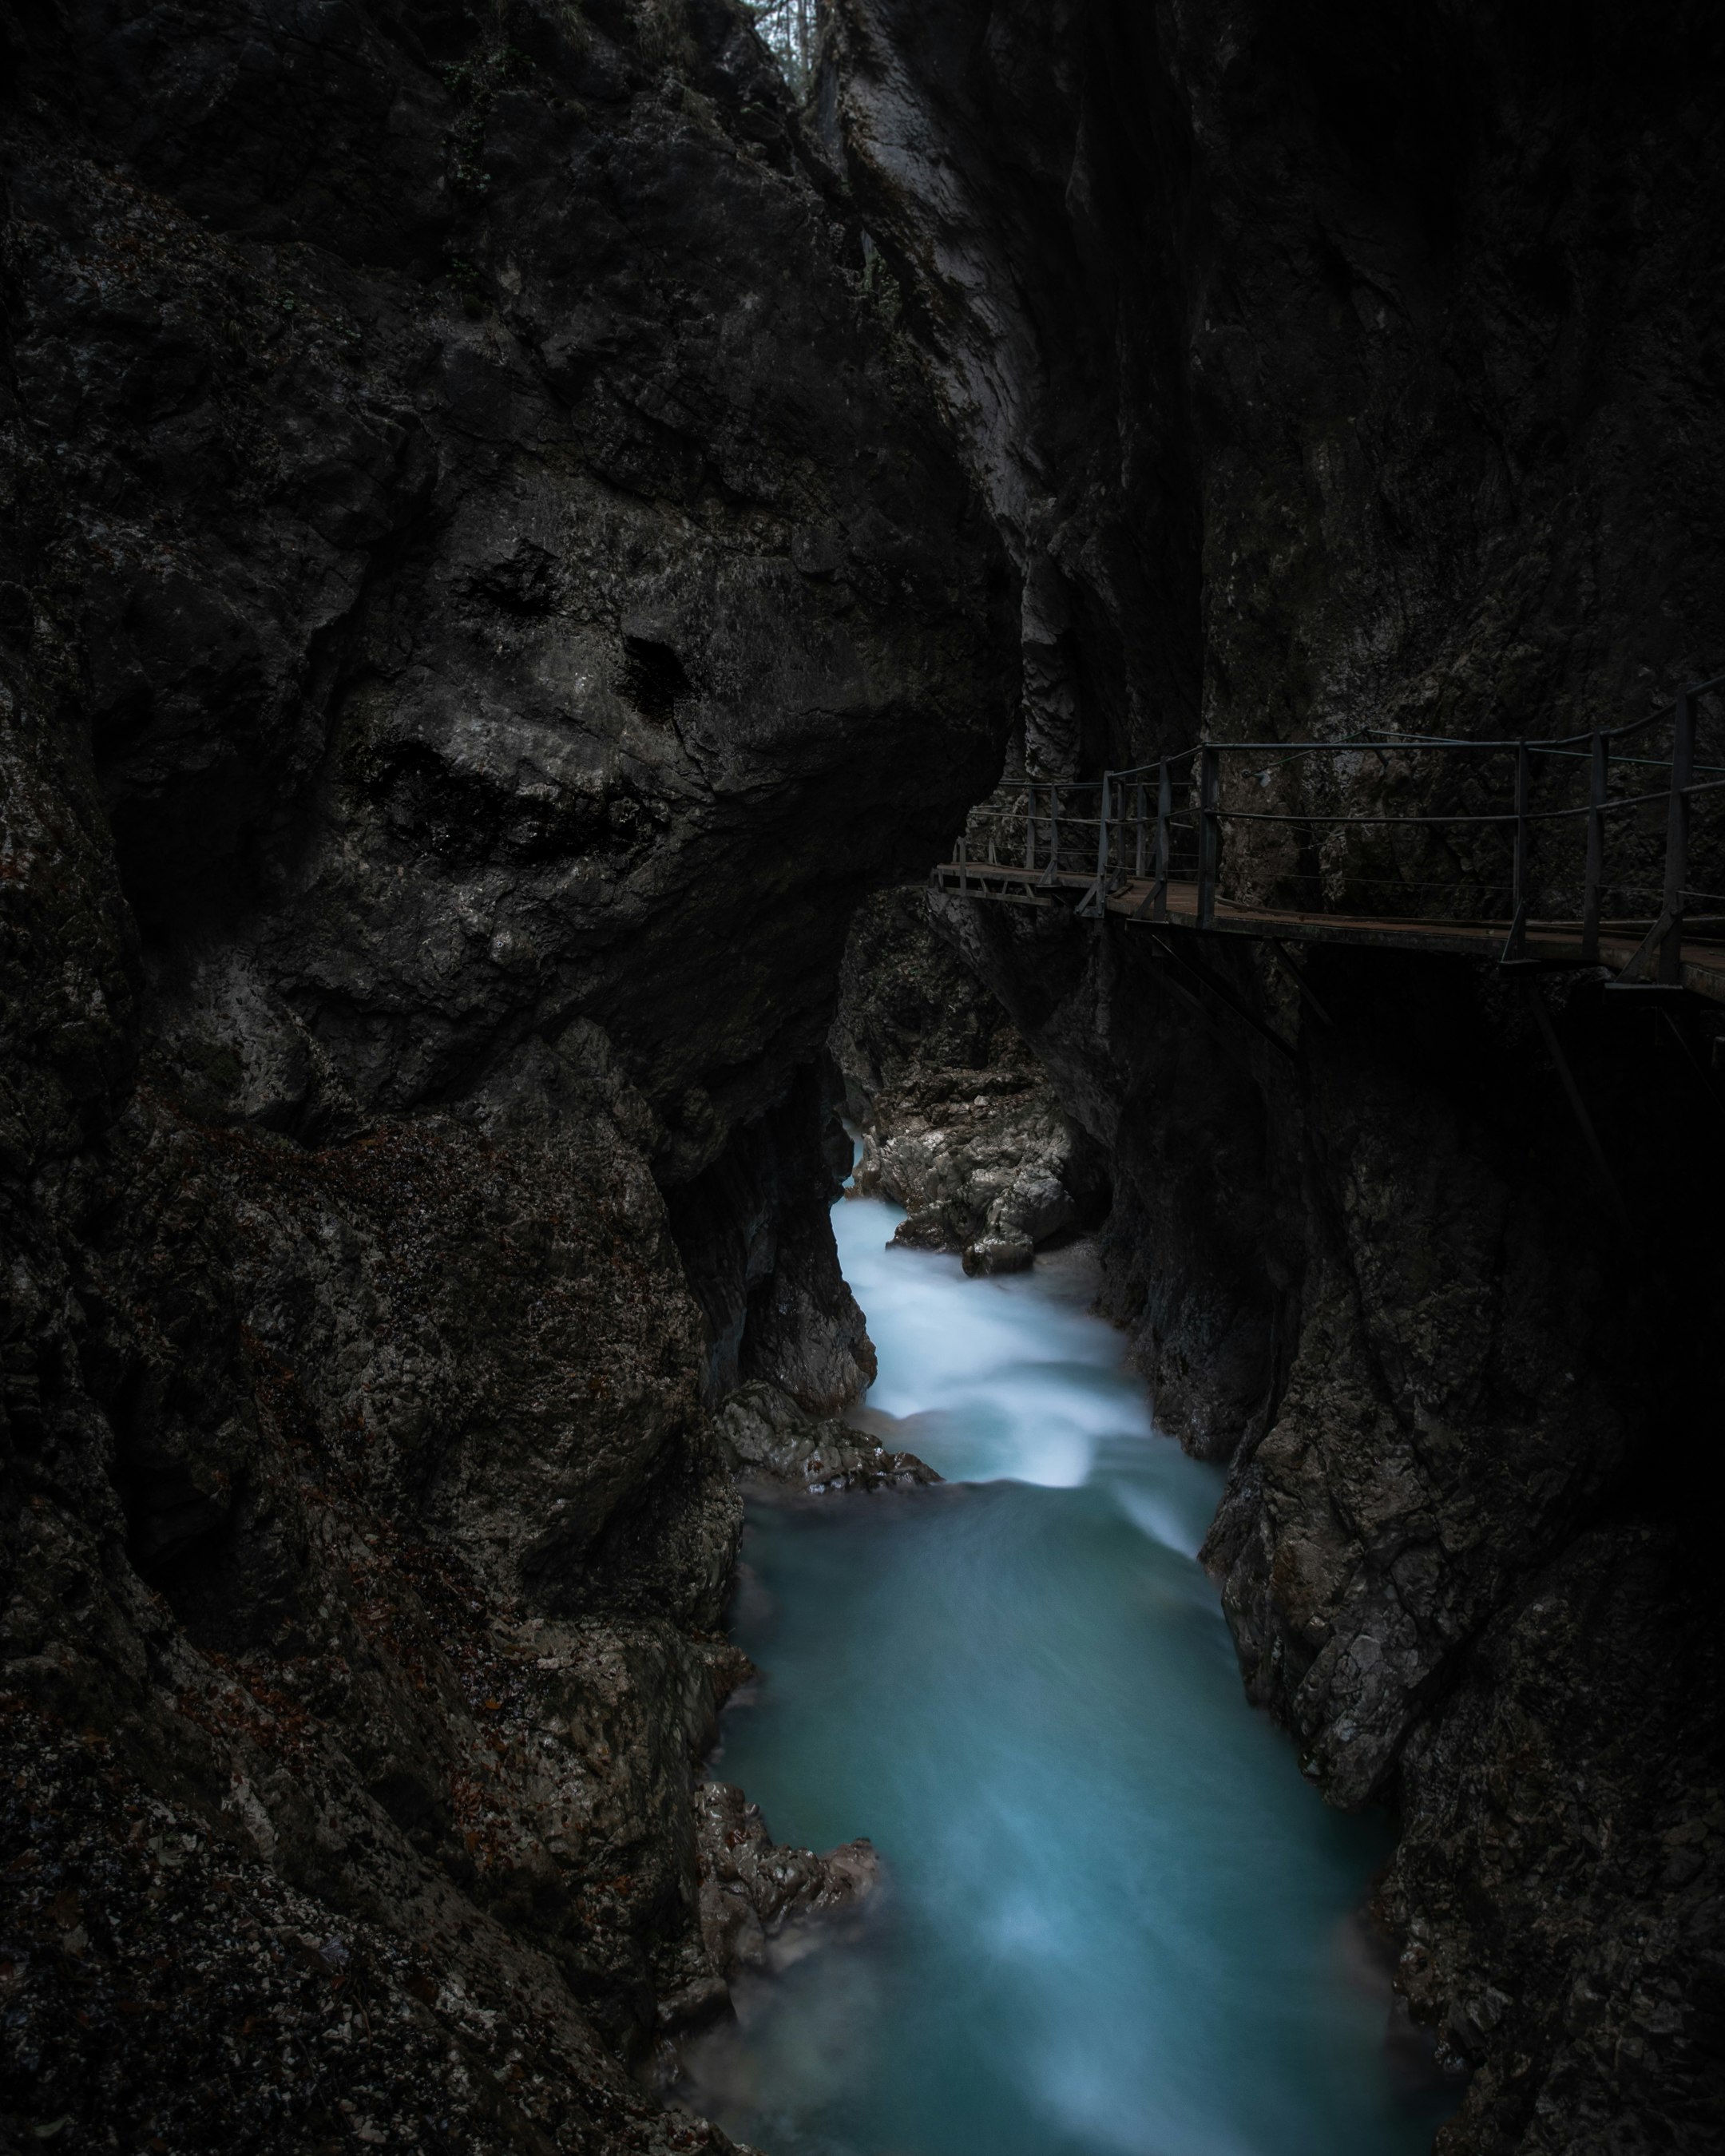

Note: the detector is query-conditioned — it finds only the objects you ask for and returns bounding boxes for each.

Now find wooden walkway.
[930,860,1725,1007]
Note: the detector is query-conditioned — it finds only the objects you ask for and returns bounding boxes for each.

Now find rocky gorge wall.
[5,0,1723,2148]
[0,0,1013,2146]
[909,891,1725,2154]
[823,2,1725,2150]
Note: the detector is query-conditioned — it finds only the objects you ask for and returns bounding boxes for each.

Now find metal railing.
[945,673,1725,982]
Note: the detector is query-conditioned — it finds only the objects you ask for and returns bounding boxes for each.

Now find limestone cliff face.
[0,0,1009,2144]
[825,0,1725,765]
[827,3,1725,2150]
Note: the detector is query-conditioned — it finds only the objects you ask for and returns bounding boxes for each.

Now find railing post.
[1197,745,1219,929]
[1505,738,1532,959]
[1095,772,1111,886]
[1037,782,1061,884]
[1153,758,1170,922]
[1581,730,1608,963]
[957,830,968,895]
[1134,780,1147,878]
[1024,783,1036,871]
[1660,689,1696,984]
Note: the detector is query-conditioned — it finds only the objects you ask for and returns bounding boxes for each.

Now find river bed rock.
[855,1062,1101,1274]
[716,1378,938,1495]
[691,1779,880,1987]
[834,886,1107,1272]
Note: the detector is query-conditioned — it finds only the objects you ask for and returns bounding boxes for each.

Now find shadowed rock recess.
[823,2,1725,2152]
[0,0,1010,2145]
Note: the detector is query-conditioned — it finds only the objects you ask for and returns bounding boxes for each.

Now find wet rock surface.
[830,885,1026,1113]
[855,1065,1100,1275]
[691,1779,878,1987]
[0,0,1009,2144]
[665,1060,877,1417]
[715,1378,937,1496]
[832,886,1106,1272]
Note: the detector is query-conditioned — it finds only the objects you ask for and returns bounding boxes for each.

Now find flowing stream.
[686,1185,1457,2156]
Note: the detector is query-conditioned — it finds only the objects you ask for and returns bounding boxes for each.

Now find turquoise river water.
[684,1183,1457,2156]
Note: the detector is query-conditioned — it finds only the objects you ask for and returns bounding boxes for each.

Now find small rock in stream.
[716,1381,940,1496]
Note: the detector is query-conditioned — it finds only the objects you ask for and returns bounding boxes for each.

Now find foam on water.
[831,1199,1155,1491]
[683,1190,1458,2156]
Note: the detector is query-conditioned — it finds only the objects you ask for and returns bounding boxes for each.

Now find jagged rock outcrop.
[827,2,1725,2150]
[855,1062,1099,1273]
[832,883,1106,1270]
[830,882,1025,1111]
[0,0,1012,2144]
[715,1377,936,1493]
[690,1779,879,1984]
[665,1058,875,1413]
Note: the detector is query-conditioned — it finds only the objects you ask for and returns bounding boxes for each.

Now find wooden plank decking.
[931,862,1725,1005]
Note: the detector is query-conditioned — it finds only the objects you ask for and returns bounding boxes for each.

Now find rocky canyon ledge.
[2,2,1723,2154]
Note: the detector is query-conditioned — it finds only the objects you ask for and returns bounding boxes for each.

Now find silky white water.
[686,1187,1456,2156]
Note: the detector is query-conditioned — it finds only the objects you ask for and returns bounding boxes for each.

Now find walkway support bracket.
[1152,933,1297,1063]
[1501,739,1533,965]
[1660,690,1695,983]
[1036,783,1061,888]
[1614,910,1674,986]
[1268,940,1334,1028]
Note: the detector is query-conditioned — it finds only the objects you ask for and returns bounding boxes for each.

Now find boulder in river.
[716,1380,939,1495]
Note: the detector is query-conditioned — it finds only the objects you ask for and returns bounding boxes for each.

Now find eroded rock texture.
[715,1378,937,1496]
[0,0,1010,2144]
[828,2,1725,2149]
[832,884,1105,1272]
